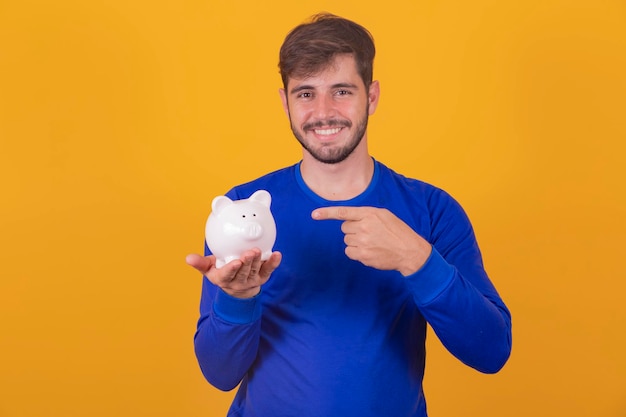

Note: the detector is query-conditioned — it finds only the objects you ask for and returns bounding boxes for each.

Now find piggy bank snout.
[218,215,268,241]
[242,222,263,240]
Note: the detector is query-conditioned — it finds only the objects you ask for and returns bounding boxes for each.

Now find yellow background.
[1,0,625,416]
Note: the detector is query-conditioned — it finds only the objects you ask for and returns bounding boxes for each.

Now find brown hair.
[278,13,376,89]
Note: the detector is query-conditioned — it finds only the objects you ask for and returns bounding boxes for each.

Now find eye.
[336,89,351,96]
[297,91,312,99]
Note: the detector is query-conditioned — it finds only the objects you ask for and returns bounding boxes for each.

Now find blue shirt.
[194,160,512,417]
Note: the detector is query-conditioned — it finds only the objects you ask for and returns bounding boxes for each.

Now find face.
[279,54,379,164]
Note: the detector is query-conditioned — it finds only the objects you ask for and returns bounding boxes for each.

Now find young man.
[186,13,511,417]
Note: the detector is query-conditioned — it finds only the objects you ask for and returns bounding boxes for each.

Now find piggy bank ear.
[249,190,271,207]
[212,195,233,214]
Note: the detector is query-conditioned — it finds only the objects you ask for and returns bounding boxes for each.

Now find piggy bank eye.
[253,213,257,217]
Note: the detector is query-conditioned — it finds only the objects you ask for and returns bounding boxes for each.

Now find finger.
[232,249,261,281]
[204,258,246,289]
[248,250,263,276]
[258,251,282,279]
[340,219,360,234]
[344,245,359,261]
[185,253,216,275]
[311,206,365,221]
[343,233,360,247]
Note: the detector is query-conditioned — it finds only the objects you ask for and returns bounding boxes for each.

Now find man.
[186,13,511,417]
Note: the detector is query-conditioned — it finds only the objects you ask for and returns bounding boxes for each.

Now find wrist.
[224,286,261,299]
[398,242,432,277]
[214,288,263,324]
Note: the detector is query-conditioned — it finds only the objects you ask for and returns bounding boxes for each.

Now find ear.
[211,195,233,214]
[367,80,380,116]
[279,88,290,117]
[249,190,272,208]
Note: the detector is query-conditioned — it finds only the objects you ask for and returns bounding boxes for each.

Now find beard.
[288,105,370,164]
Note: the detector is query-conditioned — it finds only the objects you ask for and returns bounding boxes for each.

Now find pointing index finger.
[312,206,364,221]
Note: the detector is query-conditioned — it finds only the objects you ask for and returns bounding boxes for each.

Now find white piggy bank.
[205,190,277,268]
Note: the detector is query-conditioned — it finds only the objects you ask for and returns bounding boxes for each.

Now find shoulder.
[226,165,298,200]
[375,160,470,227]
[376,160,456,206]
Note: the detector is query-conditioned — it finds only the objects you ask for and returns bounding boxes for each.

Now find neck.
[300,145,374,201]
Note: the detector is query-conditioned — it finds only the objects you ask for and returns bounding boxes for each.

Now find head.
[278,13,376,91]
[278,14,379,165]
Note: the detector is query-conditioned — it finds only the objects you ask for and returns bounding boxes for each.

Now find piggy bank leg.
[220,255,240,268]
[261,251,272,262]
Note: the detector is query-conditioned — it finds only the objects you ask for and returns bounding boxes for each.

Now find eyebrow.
[289,82,359,95]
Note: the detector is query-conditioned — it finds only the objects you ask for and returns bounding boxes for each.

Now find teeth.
[314,127,341,135]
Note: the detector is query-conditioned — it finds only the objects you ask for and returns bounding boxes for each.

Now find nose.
[312,93,337,120]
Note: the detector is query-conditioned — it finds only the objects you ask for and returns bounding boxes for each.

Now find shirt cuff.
[405,247,456,306]
[213,289,263,324]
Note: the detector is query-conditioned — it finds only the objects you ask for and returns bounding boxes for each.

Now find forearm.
[194,284,263,390]
[407,248,512,373]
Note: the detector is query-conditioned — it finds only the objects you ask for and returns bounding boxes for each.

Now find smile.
[313,127,342,136]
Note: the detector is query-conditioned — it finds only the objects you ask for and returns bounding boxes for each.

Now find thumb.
[185,253,215,274]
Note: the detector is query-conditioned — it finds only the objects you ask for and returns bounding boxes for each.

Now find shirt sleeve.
[193,276,263,391]
[405,189,512,373]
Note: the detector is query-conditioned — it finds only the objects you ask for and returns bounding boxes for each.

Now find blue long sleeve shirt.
[194,160,512,417]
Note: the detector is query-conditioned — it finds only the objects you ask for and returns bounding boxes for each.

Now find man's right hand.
[186,248,282,299]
